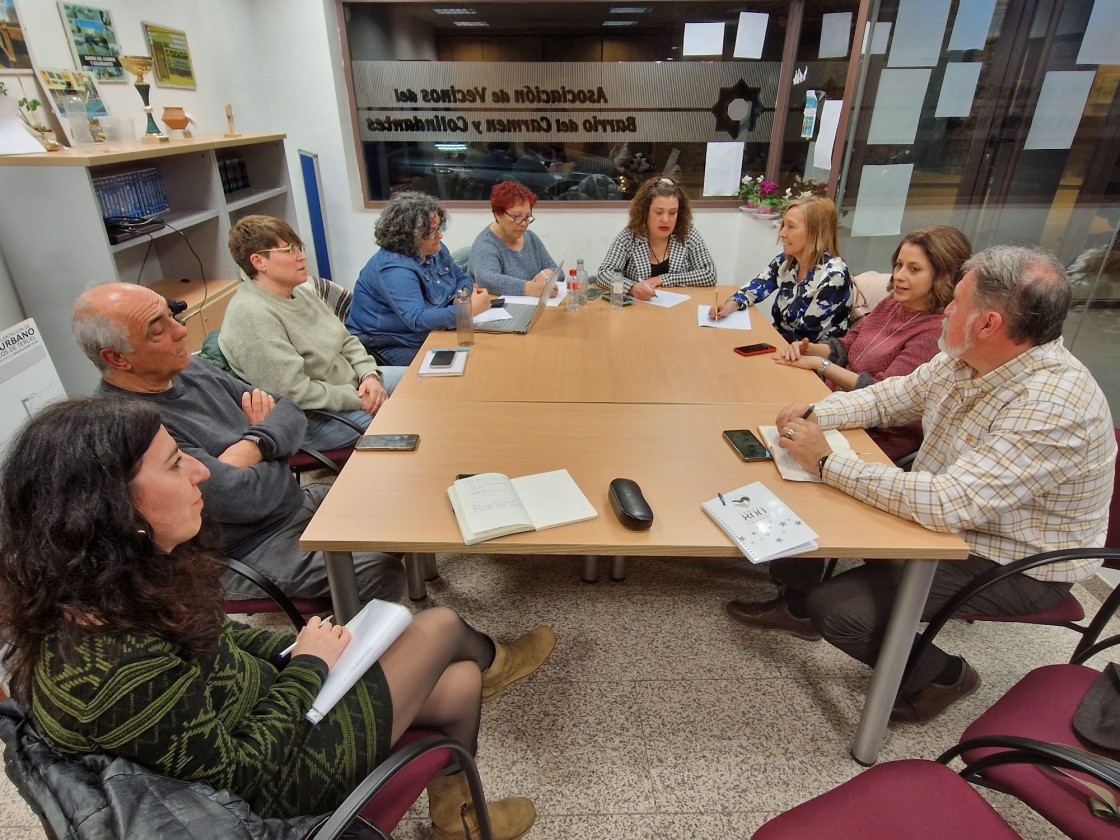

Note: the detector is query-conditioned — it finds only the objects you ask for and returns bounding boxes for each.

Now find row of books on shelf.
[219,156,251,193]
[92,168,170,220]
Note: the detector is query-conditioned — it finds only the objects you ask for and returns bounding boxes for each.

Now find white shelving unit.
[0,133,294,395]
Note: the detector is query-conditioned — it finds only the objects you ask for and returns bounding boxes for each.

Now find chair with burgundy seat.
[221,556,333,625]
[904,429,1120,670]
[751,759,1022,838]
[933,626,1120,839]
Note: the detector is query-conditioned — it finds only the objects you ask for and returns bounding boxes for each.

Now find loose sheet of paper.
[697,305,752,330]
[502,284,568,308]
[634,289,689,308]
[473,308,512,324]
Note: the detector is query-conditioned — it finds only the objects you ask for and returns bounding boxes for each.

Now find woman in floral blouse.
[710,195,851,342]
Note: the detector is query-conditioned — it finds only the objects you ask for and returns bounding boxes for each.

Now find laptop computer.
[475,261,565,334]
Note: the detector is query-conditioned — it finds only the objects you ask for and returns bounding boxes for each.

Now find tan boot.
[481,626,556,703]
[427,770,536,840]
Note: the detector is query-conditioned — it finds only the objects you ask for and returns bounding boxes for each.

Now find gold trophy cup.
[118,55,168,143]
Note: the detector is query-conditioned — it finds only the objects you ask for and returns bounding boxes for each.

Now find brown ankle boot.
[481,626,556,703]
[427,770,536,840]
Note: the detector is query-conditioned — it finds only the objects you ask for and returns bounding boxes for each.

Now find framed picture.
[0,0,33,72]
[57,3,124,82]
[38,68,110,144]
[142,22,196,89]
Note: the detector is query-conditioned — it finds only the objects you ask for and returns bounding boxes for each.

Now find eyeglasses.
[256,243,305,256]
[504,212,535,225]
[421,221,448,240]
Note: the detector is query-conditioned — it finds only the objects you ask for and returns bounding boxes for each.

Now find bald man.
[72,283,404,604]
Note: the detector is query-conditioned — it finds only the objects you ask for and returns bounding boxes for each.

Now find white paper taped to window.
[813,100,843,171]
[703,141,744,196]
[888,0,952,67]
[733,12,767,59]
[867,69,931,145]
[935,63,982,118]
[948,0,997,52]
[851,164,914,238]
[1024,71,1095,150]
[819,13,852,59]
[1077,0,1120,65]
[683,22,725,56]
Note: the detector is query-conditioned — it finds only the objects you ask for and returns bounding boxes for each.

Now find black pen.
[801,405,815,420]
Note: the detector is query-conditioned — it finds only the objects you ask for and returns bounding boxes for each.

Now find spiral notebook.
[702,481,818,564]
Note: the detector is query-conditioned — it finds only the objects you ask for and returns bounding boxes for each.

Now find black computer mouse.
[609,478,654,531]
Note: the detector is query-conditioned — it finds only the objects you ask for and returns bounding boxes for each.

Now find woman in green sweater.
[0,397,544,839]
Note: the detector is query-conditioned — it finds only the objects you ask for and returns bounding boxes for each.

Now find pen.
[718,491,726,506]
[279,614,334,658]
[801,406,815,420]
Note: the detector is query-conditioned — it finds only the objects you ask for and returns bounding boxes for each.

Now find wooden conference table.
[301,286,969,764]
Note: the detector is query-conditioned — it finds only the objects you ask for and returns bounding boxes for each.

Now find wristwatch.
[241,432,275,460]
[817,359,832,378]
[818,453,831,480]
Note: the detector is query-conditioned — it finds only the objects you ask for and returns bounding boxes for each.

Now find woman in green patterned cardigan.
[0,397,542,840]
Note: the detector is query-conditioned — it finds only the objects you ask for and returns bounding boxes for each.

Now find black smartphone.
[734,343,777,357]
[723,429,772,462]
[429,350,456,368]
[490,298,506,308]
[355,434,420,451]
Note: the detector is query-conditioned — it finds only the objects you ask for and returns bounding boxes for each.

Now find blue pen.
[718,491,726,506]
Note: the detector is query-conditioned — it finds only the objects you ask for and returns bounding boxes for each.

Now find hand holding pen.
[280,614,350,669]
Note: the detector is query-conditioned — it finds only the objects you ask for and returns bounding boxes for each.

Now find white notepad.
[758,425,853,482]
[702,481,818,563]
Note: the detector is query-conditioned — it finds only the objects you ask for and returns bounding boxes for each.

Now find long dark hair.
[0,397,225,703]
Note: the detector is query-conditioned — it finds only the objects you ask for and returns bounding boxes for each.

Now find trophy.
[118,55,168,143]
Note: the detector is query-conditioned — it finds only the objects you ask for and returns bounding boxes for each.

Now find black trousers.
[768,555,1072,695]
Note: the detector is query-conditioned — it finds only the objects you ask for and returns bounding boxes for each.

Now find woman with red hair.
[469,181,559,297]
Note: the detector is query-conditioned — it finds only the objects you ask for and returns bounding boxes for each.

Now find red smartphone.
[733,343,776,357]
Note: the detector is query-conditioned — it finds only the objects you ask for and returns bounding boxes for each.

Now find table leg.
[582,555,600,582]
[850,558,938,766]
[610,556,628,581]
[325,551,362,624]
[406,553,429,601]
[423,553,440,581]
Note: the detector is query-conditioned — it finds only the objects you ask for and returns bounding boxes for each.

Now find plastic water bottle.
[567,269,579,312]
[62,89,93,145]
[575,259,589,309]
[610,271,625,310]
[454,287,474,346]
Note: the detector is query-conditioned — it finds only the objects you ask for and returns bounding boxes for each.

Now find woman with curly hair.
[710,195,851,342]
[594,176,716,301]
[348,192,490,365]
[469,181,559,297]
[0,397,547,839]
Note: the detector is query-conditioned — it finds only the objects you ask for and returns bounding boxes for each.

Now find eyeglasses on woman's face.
[255,242,305,256]
[504,212,535,225]
[422,221,448,240]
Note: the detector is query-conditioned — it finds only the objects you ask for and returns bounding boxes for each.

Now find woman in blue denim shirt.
[348,192,490,365]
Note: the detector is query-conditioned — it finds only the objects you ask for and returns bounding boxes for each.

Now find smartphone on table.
[733,343,776,357]
[722,429,772,462]
[429,350,457,368]
[355,434,420,451]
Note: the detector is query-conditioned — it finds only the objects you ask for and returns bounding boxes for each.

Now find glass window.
[342,1,859,203]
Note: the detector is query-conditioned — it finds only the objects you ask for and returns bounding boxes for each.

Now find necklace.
[851,305,923,369]
[649,237,670,264]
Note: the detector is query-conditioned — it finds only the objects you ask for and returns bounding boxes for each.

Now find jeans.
[302,366,408,450]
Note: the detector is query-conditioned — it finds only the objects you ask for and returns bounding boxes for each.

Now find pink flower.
[759,181,779,197]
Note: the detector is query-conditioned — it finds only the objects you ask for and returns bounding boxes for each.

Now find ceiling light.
[453,20,489,26]
[434,7,476,14]
[603,20,637,26]
[610,7,650,13]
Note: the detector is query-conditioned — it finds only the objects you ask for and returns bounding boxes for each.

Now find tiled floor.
[3,553,1087,838]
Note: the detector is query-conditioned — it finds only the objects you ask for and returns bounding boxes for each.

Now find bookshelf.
[0,134,294,394]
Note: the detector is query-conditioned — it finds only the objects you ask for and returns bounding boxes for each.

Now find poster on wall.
[38,67,109,144]
[57,3,124,82]
[0,0,33,71]
[142,22,196,89]
[0,319,66,463]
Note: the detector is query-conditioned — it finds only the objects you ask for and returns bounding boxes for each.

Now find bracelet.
[817,359,832,378]
[818,453,830,480]
[360,371,382,384]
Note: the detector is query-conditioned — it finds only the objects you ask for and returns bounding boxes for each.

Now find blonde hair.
[782,196,839,271]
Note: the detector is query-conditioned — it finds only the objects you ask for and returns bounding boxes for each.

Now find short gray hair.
[962,245,1071,345]
[72,295,132,372]
[374,192,446,259]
